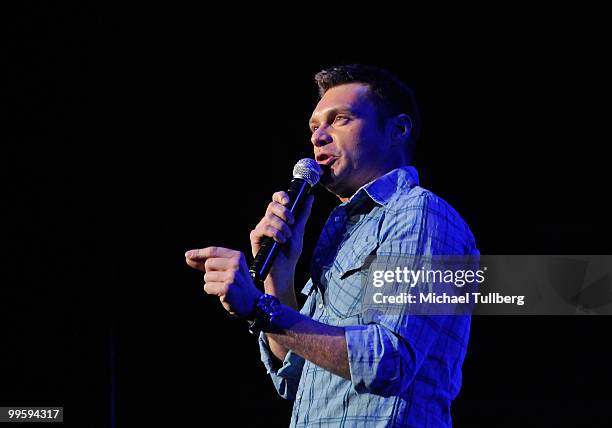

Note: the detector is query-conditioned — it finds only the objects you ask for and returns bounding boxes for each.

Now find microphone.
[249,158,322,285]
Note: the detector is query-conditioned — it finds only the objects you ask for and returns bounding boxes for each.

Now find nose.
[311,126,333,147]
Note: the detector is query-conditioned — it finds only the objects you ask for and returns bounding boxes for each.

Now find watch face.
[258,294,281,320]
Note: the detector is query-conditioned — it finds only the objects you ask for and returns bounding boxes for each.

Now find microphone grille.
[292,158,322,187]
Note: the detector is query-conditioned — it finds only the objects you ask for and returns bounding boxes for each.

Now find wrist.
[267,265,296,281]
[247,293,283,335]
[264,285,297,310]
[264,271,294,293]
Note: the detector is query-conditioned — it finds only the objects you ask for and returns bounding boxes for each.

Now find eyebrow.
[309,105,354,129]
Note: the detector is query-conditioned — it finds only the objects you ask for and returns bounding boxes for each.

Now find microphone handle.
[250,178,313,285]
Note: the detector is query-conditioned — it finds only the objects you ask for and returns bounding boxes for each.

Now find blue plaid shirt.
[259,166,479,427]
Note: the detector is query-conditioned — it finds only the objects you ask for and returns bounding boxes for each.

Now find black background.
[4,4,611,427]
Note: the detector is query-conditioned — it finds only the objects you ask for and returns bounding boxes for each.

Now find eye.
[311,126,319,132]
[334,114,349,124]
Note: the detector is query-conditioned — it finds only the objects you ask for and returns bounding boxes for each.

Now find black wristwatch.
[248,293,282,335]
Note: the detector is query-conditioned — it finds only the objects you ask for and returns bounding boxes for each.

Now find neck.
[338,162,407,203]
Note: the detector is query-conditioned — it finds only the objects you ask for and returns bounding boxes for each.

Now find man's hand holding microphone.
[184,159,321,328]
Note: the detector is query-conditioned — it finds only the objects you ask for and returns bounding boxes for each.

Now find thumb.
[292,194,314,232]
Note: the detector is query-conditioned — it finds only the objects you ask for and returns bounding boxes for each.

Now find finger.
[203,281,228,296]
[261,225,288,244]
[266,201,295,225]
[272,191,291,206]
[204,256,240,272]
[186,257,206,272]
[203,270,229,283]
[253,217,289,242]
[185,246,239,261]
[262,215,293,239]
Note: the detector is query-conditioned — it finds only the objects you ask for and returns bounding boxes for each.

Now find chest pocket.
[324,236,379,319]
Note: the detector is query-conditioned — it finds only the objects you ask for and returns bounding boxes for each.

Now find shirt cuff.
[258,332,304,400]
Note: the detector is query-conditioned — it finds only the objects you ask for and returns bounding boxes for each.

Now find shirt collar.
[348,165,420,207]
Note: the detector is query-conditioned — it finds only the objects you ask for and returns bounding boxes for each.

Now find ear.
[390,114,412,145]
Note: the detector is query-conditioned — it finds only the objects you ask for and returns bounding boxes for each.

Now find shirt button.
[334,216,342,222]
[318,303,324,309]
[296,394,302,400]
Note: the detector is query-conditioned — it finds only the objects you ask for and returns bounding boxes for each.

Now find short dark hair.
[314,64,421,143]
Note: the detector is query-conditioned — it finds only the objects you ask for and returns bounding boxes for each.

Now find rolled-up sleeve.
[257,279,316,400]
[345,314,443,397]
[345,189,475,397]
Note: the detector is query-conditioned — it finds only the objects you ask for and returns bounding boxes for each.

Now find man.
[185,64,478,427]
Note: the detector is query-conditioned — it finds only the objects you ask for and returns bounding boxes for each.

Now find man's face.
[309,83,391,199]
